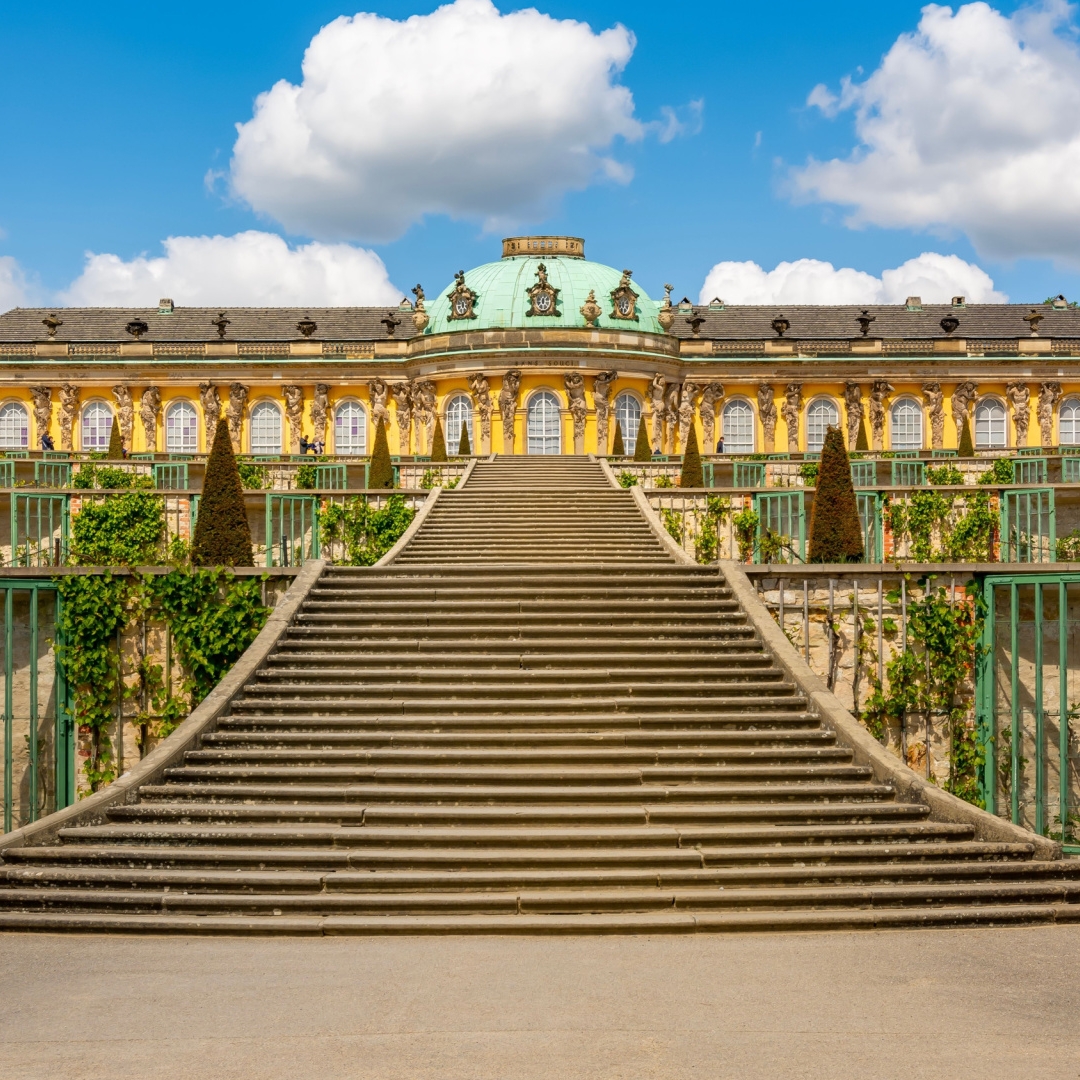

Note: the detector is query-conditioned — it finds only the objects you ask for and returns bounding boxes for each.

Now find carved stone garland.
[921,382,944,450]
[592,370,618,452]
[139,386,161,453]
[757,384,778,453]
[467,373,493,455]
[111,385,134,451]
[282,385,304,453]
[226,383,249,452]
[781,383,803,453]
[498,370,522,454]
[564,372,588,454]
[58,384,80,452]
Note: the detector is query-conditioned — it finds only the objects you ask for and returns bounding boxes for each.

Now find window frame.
[164,399,199,454]
[889,397,924,452]
[721,397,756,454]
[248,399,283,455]
[525,389,562,455]
[0,400,29,450]
[974,397,1008,450]
[444,393,474,453]
[80,399,114,452]
[805,397,840,453]
[333,399,368,456]
[613,391,643,452]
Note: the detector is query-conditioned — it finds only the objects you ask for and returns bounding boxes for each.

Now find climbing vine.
[886,489,996,563]
[320,494,416,565]
[861,579,987,805]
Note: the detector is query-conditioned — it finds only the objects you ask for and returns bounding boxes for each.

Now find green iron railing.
[0,461,14,489]
[850,461,876,488]
[1064,457,1080,483]
[153,463,189,490]
[11,494,68,567]
[265,494,319,567]
[1000,488,1055,563]
[733,462,766,489]
[34,461,70,488]
[312,464,347,490]
[890,460,925,486]
[856,492,883,562]
[753,491,805,563]
[1013,457,1048,484]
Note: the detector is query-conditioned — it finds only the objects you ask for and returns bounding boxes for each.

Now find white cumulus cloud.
[698,252,1007,305]
[790,1,1080,261]
[60,231,401,307]
[0,255,37,313]
[228,0,643,241]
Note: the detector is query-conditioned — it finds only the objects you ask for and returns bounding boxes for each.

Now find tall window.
[165,400,198,453]
[249,401,282,454]
[1061,398,1080,446]
[890,399,923,451]
[721,399,754,454]
[81,400,113,451]
[334,401,367,455]
[526,391,561,454]
[0,401,29,449]
[613,393,641,452]
[975,399,1007,449]
[445,394,473,452]
[806,398,840,453]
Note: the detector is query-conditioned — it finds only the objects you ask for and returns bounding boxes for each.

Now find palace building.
[0,234,1078,459]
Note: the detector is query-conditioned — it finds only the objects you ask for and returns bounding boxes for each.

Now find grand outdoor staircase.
[2,454,1080,933]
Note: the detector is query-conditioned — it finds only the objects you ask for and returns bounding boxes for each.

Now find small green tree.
[107,419,124,458]
[680,423,703,488]
[457,421,471,456]
[855,419,869,452]
[808,426,864,563]
[958,416,974,457]
[610,421,625,456]
[633,416,652,461]
[368,419,394,488]
[430,415,448,462]
[192,418,254,567]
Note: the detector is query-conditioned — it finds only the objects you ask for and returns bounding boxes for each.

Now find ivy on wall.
[320,494,416,565]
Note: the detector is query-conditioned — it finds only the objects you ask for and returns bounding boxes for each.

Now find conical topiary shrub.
[633,415,652,461]
[430,415,448,462]
[192,418,254,567]
[680,423,703,488]
[610,420,625,457]
[808,426,864,563]
[855,419,869,452]
[958,416,974,457]
[107,418,124,458]
[368,418,394,489]
[457,421,471,456]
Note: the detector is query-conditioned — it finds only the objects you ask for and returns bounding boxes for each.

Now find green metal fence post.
[978,581,996,814]
[1035,582,1045,834]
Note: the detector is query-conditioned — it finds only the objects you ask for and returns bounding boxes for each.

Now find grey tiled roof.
[2,302,1079,343]
[0,306,412,343]
[669,304,1080,340]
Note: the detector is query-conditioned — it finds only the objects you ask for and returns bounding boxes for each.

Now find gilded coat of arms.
[447,270,478,321]
[526,263,561,317]
[609,269,638,321]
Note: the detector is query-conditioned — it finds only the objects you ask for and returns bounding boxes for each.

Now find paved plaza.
[1,926,1077,1079]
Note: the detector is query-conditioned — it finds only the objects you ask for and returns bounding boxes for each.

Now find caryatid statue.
[564,372,588,454]
[467,373,493,455]
[282,385,304,453]
[389,382,413,454]
[781,383,803,453]
[698,383,724,453]
[112,385,134,451]
[58,384,80,452]
[199,382,221,441]
[592,370,618,452]
[368,378,391,431]
[1006,382,1031,447]
[498,370,522,453]
[678,382,698,453]
[139,386,161,453]
[1039,382,1063,448]
[649,373,666,453]
[921,382,944,449]
[843,382,864,449]
[310,384,330,450]
[226,383,248,452]
[413,381,438,454]
[869,380,893,452]
[664,382,680,454]
[29,386,51,449]
[757,383,777,453]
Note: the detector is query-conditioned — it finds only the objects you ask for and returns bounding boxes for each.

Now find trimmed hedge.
[808,426,864,563]
[192,418,254,567]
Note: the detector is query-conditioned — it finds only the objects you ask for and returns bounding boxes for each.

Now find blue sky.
[1,0,1076,308]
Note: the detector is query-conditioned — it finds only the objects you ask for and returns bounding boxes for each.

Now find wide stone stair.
[2,454,1080,932]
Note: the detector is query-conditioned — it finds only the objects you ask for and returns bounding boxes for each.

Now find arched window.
[249,401,282,455]
[1061,398,1080,446]
[613,392,641,452]
[806,398,840,453]
[890,398,923,451]
[334,401,367,455]
[445,394,473,452]
[721,399,754,454]
[0,401,29,449]
[165,400,198,453]
[526,391,561,454]
[81,400,113,451]
[975,399,1007,449]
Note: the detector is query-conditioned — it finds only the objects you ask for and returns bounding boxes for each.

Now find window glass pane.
[445,395,473,451]
[526,391,561,454]
[613,393,641,452]
[1061,399,1080,446]
[975,401,1007,449]
[0,402,29,449]
[890,399,922,451]
[165,401,198,453]
[806,399,839,452]
[81,401,113,451]
[334,402,366,455]
[249,402,282,454]
[721,400,754,454]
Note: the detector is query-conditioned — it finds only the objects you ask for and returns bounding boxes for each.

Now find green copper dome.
[423,238,663,335]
